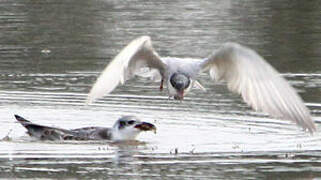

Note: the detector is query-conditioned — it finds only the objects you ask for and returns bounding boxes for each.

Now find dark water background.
[0,0,320,179]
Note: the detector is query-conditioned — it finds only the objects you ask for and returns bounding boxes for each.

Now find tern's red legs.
[160,78,164,91]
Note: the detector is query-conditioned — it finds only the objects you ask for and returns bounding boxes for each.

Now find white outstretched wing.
[87,36,166,103]
[201,42,316,133]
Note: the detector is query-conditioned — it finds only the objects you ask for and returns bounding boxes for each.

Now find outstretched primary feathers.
[87,36,316,133]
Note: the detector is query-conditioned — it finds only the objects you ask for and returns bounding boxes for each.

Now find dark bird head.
[112,116,156,140]
[170,73,191,100]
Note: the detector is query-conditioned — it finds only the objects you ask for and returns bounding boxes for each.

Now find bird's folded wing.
[200,42,316,133]
[87,36,166,103]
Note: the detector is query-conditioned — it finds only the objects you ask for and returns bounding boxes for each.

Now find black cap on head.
[115,116,138,130]
[170,73,191,91]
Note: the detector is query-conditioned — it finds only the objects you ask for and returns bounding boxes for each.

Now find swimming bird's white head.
[112,116,156,141]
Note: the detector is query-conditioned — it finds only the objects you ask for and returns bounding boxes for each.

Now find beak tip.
[152,127,157,134]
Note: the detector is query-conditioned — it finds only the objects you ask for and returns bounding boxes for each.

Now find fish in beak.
[134,122,157,134]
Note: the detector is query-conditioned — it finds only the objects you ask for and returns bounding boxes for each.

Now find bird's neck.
[111,128,139,141]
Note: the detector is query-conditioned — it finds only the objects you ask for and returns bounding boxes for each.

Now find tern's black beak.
[134,122,157,133]
[174,90,184,100]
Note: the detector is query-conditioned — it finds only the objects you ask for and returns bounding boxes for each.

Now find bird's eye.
[119,121,126,127]
[127,120,135,125]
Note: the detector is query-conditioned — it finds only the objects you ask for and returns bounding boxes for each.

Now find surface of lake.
[0,0,320,179]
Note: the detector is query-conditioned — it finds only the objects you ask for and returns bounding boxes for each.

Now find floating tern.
[15,115,156,141]
[87,36,316,133]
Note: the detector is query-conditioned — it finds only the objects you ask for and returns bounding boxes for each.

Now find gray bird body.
[15,115,156,141]
[87,36,316,133]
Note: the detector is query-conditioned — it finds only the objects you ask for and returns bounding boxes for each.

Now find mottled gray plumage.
[15,115,156,141]
[87,36,316,133]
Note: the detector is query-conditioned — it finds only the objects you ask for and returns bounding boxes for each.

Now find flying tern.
[87,36,316,133]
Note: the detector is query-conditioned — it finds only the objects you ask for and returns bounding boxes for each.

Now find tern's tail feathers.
[14,114,70,140]
[15,114,32,127]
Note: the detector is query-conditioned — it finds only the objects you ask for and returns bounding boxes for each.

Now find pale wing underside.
[87,36,166,103]
[201,43,316,133]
